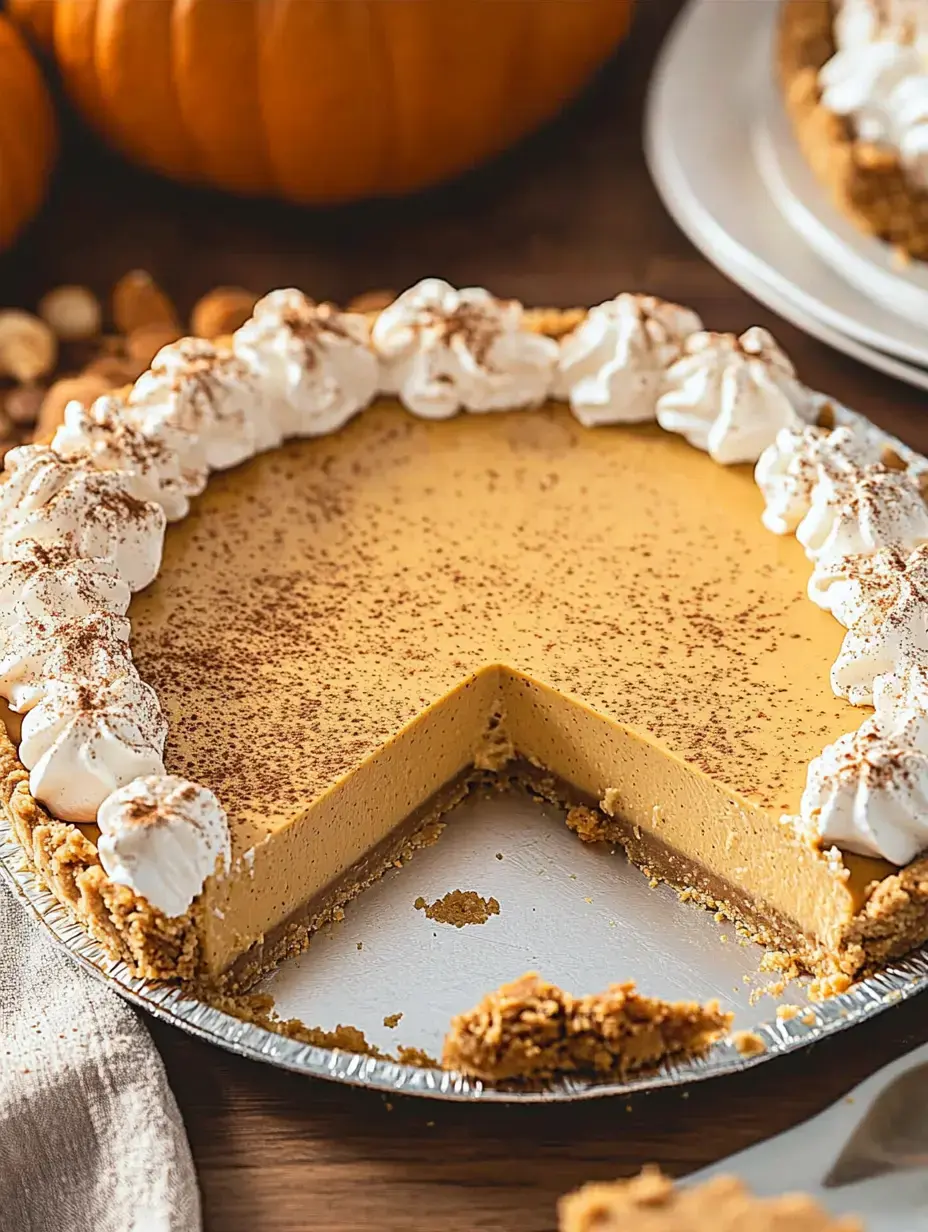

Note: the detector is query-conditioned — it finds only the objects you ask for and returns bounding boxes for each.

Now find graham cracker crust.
[441,972,732,1086]
[778,0,928,261]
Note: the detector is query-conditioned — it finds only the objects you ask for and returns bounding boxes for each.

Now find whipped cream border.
[1,277,925,922]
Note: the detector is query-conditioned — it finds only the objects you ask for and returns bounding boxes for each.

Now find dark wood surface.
[8,2,928,1228]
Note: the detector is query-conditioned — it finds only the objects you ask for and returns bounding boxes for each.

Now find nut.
[191,287,258,339]
[37,285,103,342]
[35,373,113,440]
[346,289,395,314]
[5,385,45,426]
[815,400,837,430]
[112,270,180,335]
[126,322,183,367]
[881,446,907,472]
[0,311,57,383]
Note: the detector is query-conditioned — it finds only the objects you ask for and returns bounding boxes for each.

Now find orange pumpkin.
[10,0,633,204]
[0,15,56,250]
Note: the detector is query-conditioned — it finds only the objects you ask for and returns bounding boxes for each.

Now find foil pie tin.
[2,789,926,1103]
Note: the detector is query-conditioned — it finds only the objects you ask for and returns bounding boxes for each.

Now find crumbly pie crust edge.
[778,0,928,261]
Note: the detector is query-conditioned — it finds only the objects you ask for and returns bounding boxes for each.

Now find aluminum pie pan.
[3,792,928,1104]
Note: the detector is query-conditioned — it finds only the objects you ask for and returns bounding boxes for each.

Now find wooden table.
[6,2,928,1228]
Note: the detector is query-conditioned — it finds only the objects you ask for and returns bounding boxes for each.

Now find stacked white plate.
[645,0,928,392]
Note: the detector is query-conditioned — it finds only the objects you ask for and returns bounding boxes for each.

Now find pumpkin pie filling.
[123,403,883,984]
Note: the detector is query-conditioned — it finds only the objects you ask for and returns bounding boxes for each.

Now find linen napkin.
[0,881,200,1232]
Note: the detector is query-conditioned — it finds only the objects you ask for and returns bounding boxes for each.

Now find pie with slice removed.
[2,279,928,1035]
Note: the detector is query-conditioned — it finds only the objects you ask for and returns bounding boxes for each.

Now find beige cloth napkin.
[0,882,200,1232]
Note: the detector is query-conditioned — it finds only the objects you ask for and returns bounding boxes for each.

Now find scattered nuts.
[5,385,45,426]
[0,311,57,383]
[346,289,395,314]
[126,322,183,367]
[37,285,103,342]
[112,270,180,336]
[35,373,113,440]
[191,287,258,339]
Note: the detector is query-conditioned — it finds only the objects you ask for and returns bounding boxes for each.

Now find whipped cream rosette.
[372,278,558,418]
[0,445,166,593]
[127,337,264,471]
[874,662,928,749]
[797,464,928,572]
[19,673,167,823]
[656,327,813,464]
[801,716,928,865]
[233,289,378,439]
[554,293,702,427]
[53,394,196,522]
[0,611,132,714]
[0,540,130,627]
[755,425,882,536]
[97,775,231,918]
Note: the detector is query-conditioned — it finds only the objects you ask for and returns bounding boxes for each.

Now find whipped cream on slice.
[20,673,166,823]
[233,289,378,438]
[52,395,197,522]
[0,611,131,713]
[0,445,166,592]
[127,338,264,471]
[97,775,231,918]
[797,463,928,571]
[822,0,928,187]
[372,278,558,418]
[800,716,928,865]
[830,545,928,704]
[656,327,813,464]
[553,294,702,426]
[0,540,130,626]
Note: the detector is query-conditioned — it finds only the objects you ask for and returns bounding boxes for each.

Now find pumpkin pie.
[559,1168,863,1231]
[779,0,928,261]
[2,278,928,1018]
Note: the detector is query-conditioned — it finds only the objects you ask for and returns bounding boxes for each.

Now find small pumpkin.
[10,0,633,204]
[0,15,56,250]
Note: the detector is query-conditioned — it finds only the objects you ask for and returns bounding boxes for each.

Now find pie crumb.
[415,890,500,927]
[397,1046,439,1069]
[808,973,852,1002]
[733,1030,766,1058]
[383,1012,403,1029]
[776,1004,801,1021]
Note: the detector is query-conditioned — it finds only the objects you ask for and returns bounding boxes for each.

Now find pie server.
[688,1038,928,1229]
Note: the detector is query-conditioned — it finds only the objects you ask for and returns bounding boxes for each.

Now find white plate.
[753,62,928,339]
[644,0,928,379]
